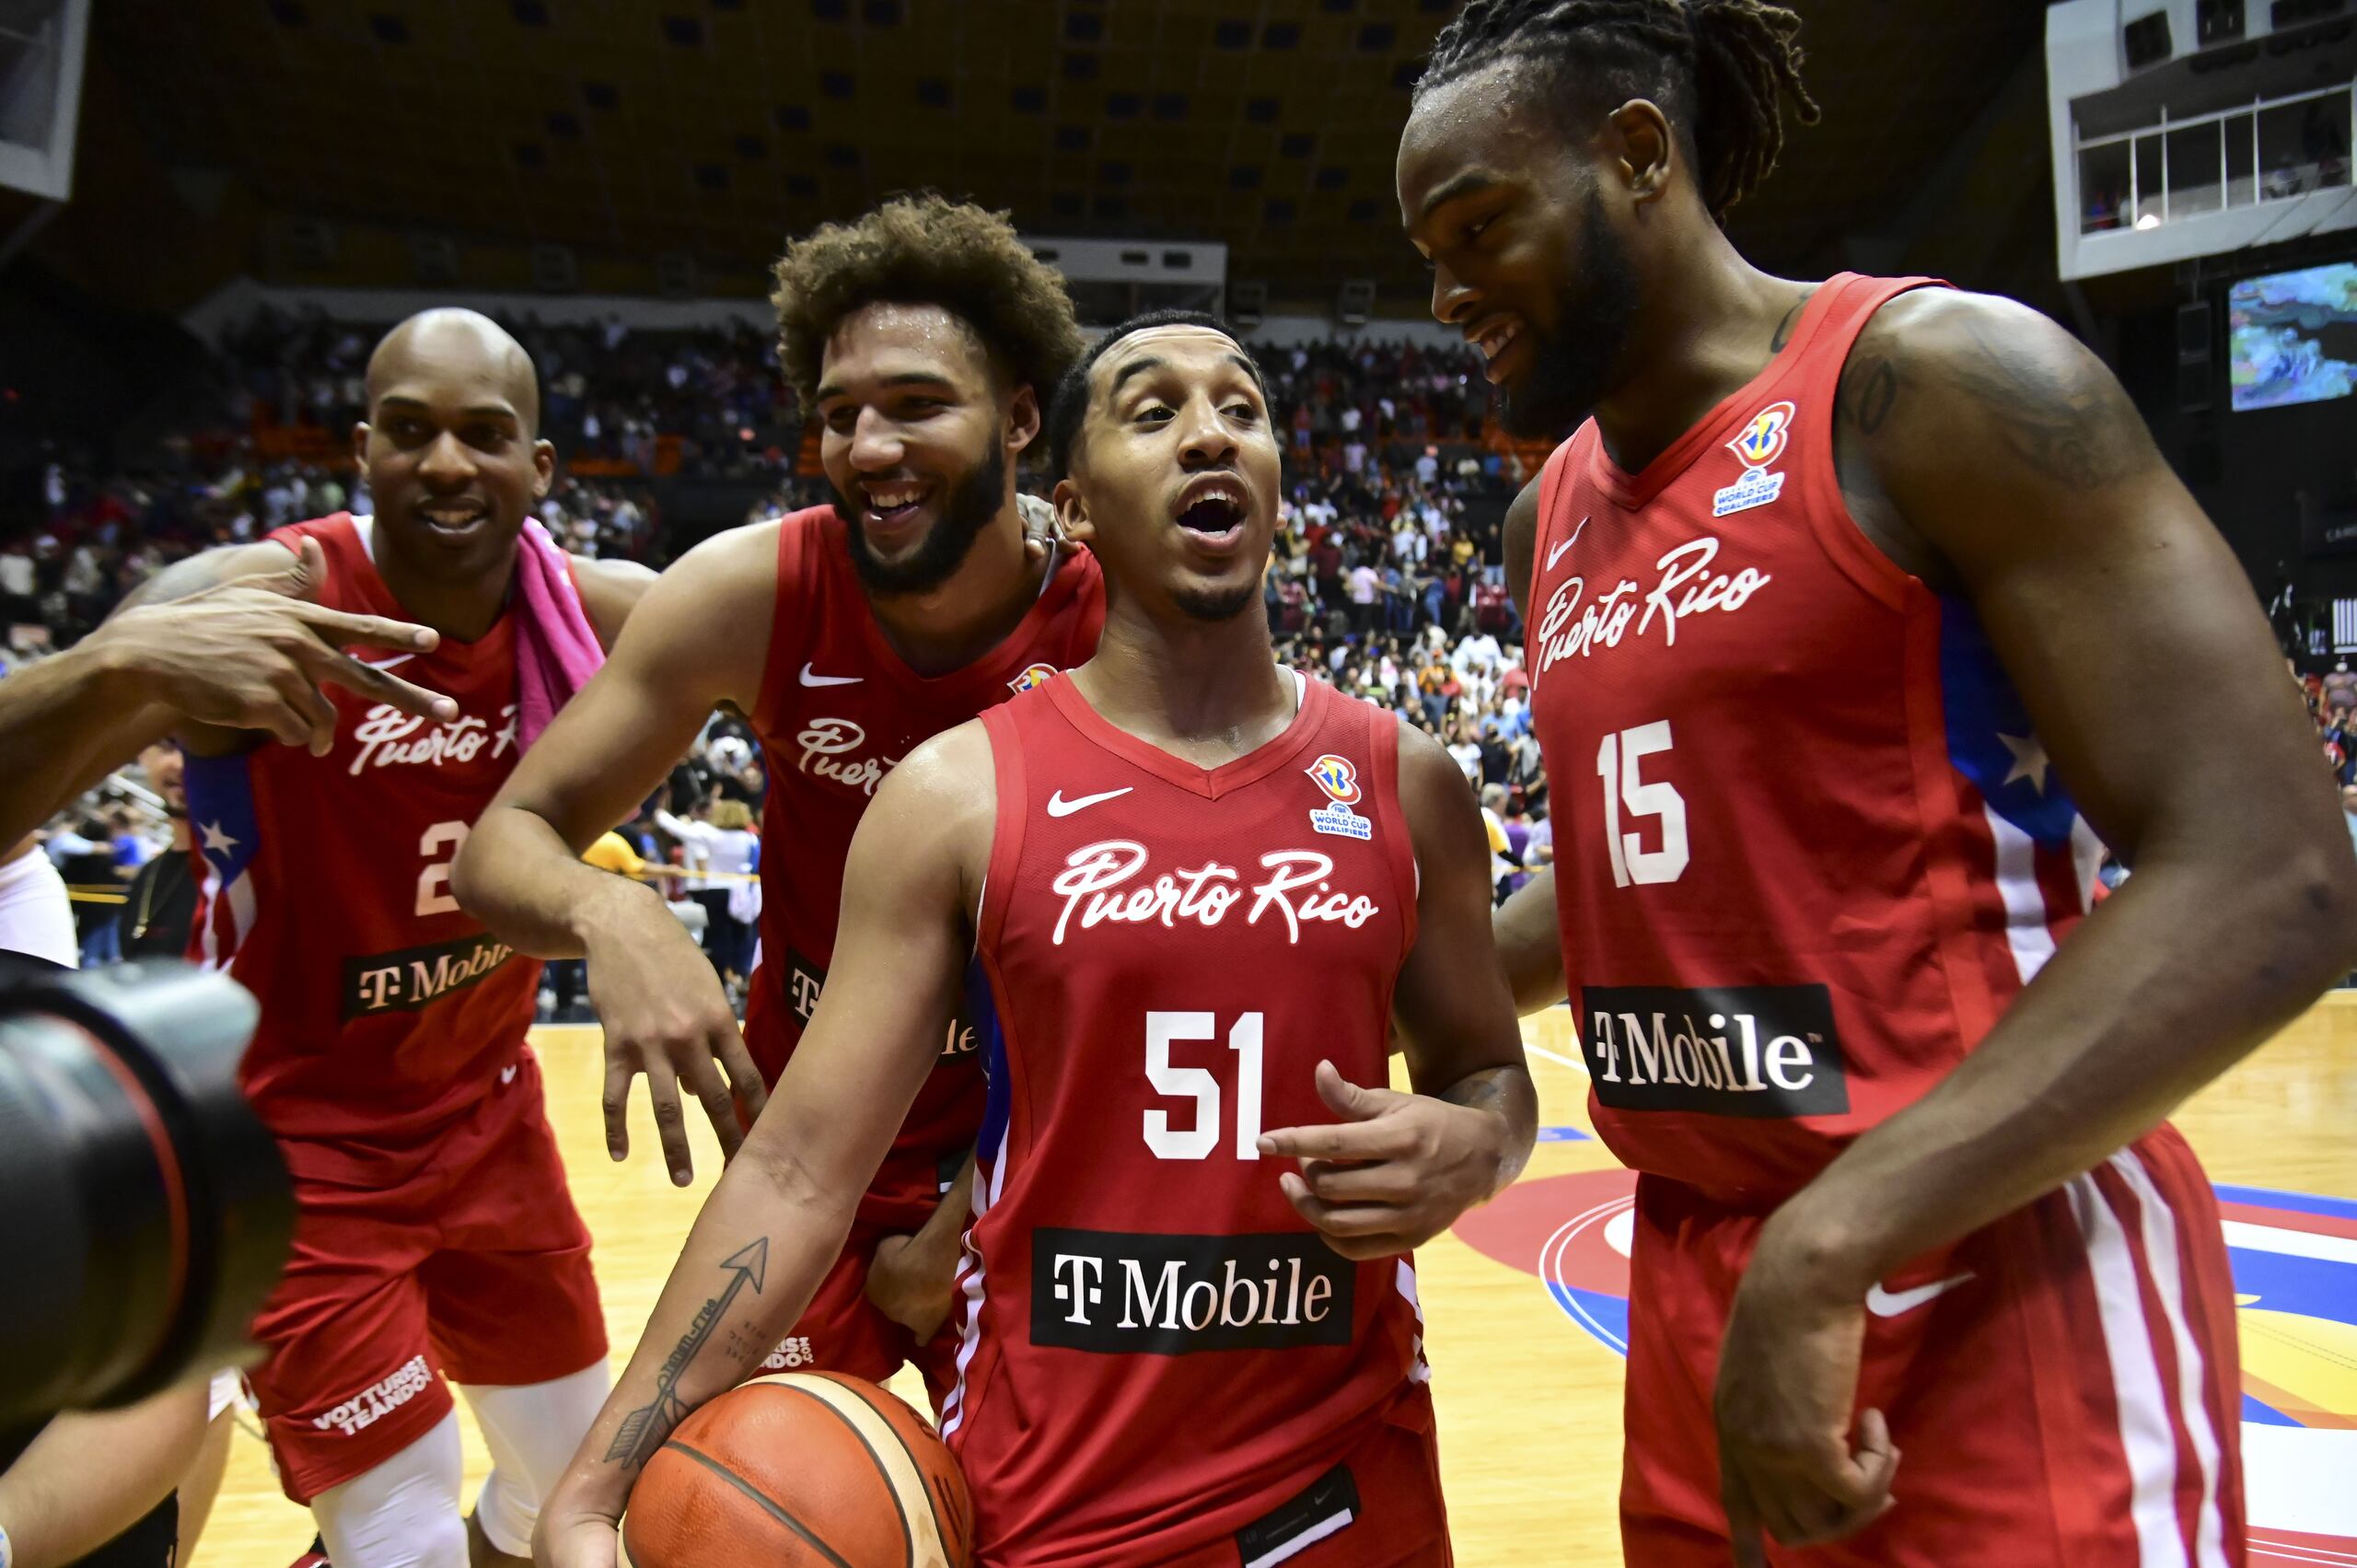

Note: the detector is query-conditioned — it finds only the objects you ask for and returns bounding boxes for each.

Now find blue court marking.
[1537,1126,1593,1143]
[1550,1283,1631,1356]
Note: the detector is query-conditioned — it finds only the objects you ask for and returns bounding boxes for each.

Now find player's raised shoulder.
[1392,714,1482,820]
[881,718,995,819]
[849,718,996,899]
[1845,286,2161,494]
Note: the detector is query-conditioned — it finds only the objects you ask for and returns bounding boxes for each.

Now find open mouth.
[418,500,491,535]
[1470,319,1526,385]
[859,479,932,528]
[1174,476,1248,547]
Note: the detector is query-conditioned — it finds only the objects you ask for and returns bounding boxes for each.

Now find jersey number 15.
[1596,721,1689,888]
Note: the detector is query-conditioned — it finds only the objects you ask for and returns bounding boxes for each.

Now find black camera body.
[0,962,294,1437]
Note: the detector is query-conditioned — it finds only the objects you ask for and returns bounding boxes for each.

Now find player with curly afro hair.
[769,192,1083,411]
[460,194,1109,1467]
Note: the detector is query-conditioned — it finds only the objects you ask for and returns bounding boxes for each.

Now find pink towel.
[513,517,607,750]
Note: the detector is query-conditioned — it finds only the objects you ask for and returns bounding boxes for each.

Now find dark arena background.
[0,3,2351,1566]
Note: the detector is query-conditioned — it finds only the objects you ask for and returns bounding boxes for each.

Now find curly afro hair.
[768,193,1086,407]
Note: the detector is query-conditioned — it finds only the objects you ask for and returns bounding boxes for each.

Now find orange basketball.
[621,1373,975,1568]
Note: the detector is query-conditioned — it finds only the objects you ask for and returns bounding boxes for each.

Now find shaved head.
[357,307,554,587]
[366,308,540,436]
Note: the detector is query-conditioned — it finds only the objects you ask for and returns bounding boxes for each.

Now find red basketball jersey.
[184,514,545,1169]
[743,505,1105,1226]
[942,673,1429,1565]
[1527,273,2108,1205]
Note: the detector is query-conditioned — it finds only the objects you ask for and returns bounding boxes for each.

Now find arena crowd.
[8,309,1557,1002]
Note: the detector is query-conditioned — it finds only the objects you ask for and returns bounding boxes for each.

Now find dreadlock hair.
[768,192,1086,406]
[1416,0,1820,218]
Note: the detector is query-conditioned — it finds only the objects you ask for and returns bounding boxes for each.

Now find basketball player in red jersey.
[127,308,652,1568]
[1399,3,2357,1564]
[453,197,1097,1403]
[537,310,1534,1567]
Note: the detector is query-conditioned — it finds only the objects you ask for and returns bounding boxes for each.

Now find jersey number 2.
[1596,722,1689,887]
[1144,1011,1264,1161]
[415,820,469,916]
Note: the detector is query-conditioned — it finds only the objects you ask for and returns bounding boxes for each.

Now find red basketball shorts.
[1132,1390,1451,1568]
[1620,1125,2245,1565]
[759,1217,963,1416]
[245,1051,608,1504]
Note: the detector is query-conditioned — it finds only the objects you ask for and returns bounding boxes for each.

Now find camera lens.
[0,963,295,1425]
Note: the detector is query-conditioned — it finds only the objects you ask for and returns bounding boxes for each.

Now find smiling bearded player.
[533,309,1535,1568]
[454,196,1101,1411]
[1395,2,2357,1564]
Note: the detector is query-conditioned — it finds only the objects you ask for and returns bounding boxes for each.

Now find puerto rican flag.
[1937,597,2107,995]
[184,752,262,972]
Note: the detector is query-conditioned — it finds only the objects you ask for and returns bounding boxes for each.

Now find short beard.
[1500,196,1641,440]
[1173,582,1260,622]
[833,441,1005,598]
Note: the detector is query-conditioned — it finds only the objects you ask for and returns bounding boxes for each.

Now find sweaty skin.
[1400,57,2357,1560]
[451,300,1058,1187]
[529,323,1533,1568]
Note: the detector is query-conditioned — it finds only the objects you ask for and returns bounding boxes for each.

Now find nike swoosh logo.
[355,652,413,672]
[1545,517,1590,571]
[1046,786,1133,818]
[1864,1272,1974,1318]
[800,663,863,688]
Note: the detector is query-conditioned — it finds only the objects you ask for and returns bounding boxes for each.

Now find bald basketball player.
[1399,3,2357,1563]
[75,309,653,1568]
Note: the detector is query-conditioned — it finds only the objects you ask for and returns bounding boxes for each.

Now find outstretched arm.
[535,725,991,1568]
[1714,289,2357,1561]
[0,540,454,847]
[454,525,777,1181]
[1261,720,1536,1259]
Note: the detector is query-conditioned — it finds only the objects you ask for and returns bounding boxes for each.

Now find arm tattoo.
[604,1238,770,1472]
[1769,286,1818,354]
[1440,1065,1521,1114]
[1932,318,2154,488]
[1836,353,1901,435]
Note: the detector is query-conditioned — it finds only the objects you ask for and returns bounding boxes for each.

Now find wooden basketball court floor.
[195,995,2357,1566]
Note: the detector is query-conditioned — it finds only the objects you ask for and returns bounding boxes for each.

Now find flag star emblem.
[1997,732,2050,795]
[199,819,240,860]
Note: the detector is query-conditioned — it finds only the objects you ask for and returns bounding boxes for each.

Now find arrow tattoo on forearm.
[605,1237,770,1471]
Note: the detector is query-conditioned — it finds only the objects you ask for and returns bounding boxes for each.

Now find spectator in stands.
[1480,782,1519,905]
[655,794,760,999]
[1524,797,1554,875]
[117,741,199,962]
[1446,719,1484,786]
[1347,557,1382,634]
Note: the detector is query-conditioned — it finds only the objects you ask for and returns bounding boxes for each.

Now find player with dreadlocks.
[1400,2,2355,1563]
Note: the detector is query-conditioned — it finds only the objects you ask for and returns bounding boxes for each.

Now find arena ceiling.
[99,0,2051,309]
